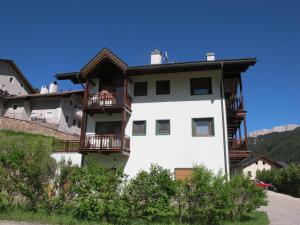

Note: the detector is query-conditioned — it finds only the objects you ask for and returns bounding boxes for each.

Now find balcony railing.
[53,140,80,152]
[226,97,244,113]
[53,135,130,153]
[81,134,130,152]
[84,93,131,109]
[228,138,247,151]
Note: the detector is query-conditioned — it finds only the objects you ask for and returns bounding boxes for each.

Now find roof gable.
[80,48,128,76]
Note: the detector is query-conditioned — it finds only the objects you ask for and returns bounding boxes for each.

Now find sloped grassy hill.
[0,130,55,151]
[249,127,300,163]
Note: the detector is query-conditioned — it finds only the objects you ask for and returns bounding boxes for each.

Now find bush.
[257,164,300,197]
[124,164,176,223]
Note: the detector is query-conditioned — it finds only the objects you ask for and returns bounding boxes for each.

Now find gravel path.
[260,191,300,225]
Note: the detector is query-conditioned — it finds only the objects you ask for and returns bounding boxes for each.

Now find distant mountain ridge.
[249,124,300,138]
[249,126,300,164]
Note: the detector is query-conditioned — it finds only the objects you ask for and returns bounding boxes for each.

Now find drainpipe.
[220,62,230,180]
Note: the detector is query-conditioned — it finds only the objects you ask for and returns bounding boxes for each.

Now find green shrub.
[257,164,300,197]
[124,164,176,222]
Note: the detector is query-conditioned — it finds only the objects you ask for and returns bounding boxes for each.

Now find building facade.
[53,48,256,178]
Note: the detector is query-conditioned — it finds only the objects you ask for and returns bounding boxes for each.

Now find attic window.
[9,77,13,83]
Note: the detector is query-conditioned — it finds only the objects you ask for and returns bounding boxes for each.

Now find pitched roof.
[232,155,285,169]
[4,90,83,100]
[55,48,256,83]
[0,59,36,94]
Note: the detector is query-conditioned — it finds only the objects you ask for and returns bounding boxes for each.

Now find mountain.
[248,127,300,164]
[249,124,300,137]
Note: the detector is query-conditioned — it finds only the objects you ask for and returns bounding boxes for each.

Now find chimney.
[40,85,49,94]
[206,52,215,61]
[151,48,162,64]
[49,81,58,93]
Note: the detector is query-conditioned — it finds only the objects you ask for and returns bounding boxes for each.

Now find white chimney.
[151,48,162,64]
[49,81,58,93]
[206,52,215,61]
[40,85,49,94]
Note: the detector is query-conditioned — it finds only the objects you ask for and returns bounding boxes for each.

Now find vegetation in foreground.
[257,164,300,197]
[0,130,268,225]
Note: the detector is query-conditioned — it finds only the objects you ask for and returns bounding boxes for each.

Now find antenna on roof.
[164,51,169,63]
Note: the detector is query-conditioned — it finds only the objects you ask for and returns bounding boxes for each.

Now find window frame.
[134,82,148,96]
[190,77,212,95]
[156,119,171,135]
[156,80,170,95]
[132,120,146,136]
[191,118,215,137]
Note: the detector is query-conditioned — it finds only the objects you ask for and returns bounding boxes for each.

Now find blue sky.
[1,0,299,132]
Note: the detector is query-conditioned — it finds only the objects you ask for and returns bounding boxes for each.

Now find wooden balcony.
[52,140,80,152]
[228,138,250,162]
[81,134,130,153]
[52,135,130,154]
[226,97,244,113]
[83,93,131,112]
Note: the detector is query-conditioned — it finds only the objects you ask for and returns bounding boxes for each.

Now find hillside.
[249,127,300,164]
[0,130,55,151]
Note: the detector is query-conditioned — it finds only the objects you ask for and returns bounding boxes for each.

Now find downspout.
[220,62,230,180]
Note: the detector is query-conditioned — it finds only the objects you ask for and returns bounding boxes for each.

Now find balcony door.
[94,121,122,148]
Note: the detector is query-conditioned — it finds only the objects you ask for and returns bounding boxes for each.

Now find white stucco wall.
[0,62,31,95]
[51,153,82,167]
[85,70,229,177]
[242,160,274,180]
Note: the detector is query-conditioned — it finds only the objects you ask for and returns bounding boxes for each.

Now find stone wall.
[0,116,79,140]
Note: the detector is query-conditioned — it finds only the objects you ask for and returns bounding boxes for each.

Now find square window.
[134,82,147,96]
[190,77,212,95]
[156,120,170,135]
[156,80,170,95]
[133,121,146,136]
[192,118,214,137]
[247,171,252,177]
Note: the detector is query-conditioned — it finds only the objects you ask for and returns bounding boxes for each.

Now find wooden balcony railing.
[53,140,80,152]
[228,138,247,151]
[53,135,130,153]
[84,93,131,109]
[81,134,130,152]
[226,97,244,113]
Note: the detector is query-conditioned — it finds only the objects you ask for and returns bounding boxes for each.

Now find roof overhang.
[4,90,84,100]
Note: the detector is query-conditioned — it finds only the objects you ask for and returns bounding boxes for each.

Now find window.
[156,80,170,95]
[134,82,147,96]
[192,118,214,137]
[73,119,76,126]
[74,104,78,109]
[255,161,258,165]
[156,120,170,135]
[47,112,52,114]
[133,121,146,136]
[65,116,69,123]
[12,105,17,110]
[263,161,266,165]
[95,121,122,135]
[9,77,13,83]
[247,171,252,177]
[77,120,81,127]
[21,83,23,87]
[190,77,212,95]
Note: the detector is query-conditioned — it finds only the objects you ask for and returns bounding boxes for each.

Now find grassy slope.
[0,130,55,150]
[249,127,300,164]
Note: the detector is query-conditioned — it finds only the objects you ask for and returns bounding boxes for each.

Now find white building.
[0,59,36,96]
[231,155,285,179]
[52,48,256,178]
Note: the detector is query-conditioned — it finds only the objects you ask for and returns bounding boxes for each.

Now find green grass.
[0,130,55,149]
[0,209,269,225]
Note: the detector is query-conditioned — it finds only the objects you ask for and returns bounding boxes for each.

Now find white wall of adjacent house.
[0,62,30,95]
[85,70,229,177]
[242,160,274,180]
